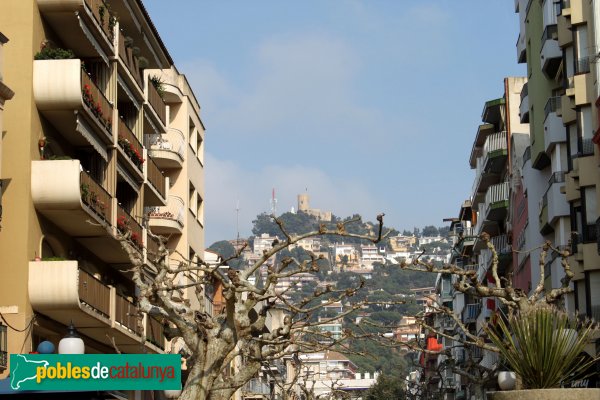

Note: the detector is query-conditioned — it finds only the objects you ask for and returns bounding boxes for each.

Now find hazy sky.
[143,1,525,245]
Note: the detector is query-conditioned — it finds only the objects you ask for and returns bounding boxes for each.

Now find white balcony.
[146,195,185,235]
[471,132,507,202]
[517,32,526,64]
[34,59,113,156]
[37,0,114,62]
[544,96,565,153]
[28,260,164,353]
[540,25,561,79]
[520,82,529,123]
[481,182,509,222]
[31,160,136,264]
[145,128,186,169]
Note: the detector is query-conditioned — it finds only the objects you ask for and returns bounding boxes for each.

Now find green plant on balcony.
[34,46,75,60]
[118,136,145,168]
[82,81,112,132]
[149,75,166,99]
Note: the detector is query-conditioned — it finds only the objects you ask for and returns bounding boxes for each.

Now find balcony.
[28,261,164,354]
[145,79,167,130]
[575,56,591,75]
[116,204,143,254]
[145,128,186,169]
[544,96,565,154]
[117,30,143,92]
[31,160,140,264]
[516,32,526,64]
[243,379,271,397]
[146,316,166,351]
[34,59,114,154]
[463,303,481,324]
[37,0,115,61]
[520,82,529,123]
[539,172,568,235]
[117,118,144,177]
[540,25,561,79]
[146,195,185,234]
[481,182,509,222]
[144,157,168,206]
[472,132,507,202]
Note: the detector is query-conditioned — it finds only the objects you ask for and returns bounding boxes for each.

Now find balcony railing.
[118,119,144,171]
[147,195,185,227]
[145,128,186,161]
[244,379,270,395]
[146,316,165,350]
[146,157,166,199]
[84,0,114,42]
[117,204,143,252]
[464,303,481,323]
[520,82,528,102]
[540,24,558,46]
[118,32,143,88]
[80,170,111,223]
[575,56,591,74]
[482,131,507,164]
[148,81,167,126]
[544,96,561,120]
[81,72,113,133]
[78,269,111,318]
[115,294,141,335]
[576,137,594,157]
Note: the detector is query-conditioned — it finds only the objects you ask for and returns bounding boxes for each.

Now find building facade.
[0,0,205,386]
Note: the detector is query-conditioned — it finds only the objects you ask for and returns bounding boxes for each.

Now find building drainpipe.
[504,77,512,179]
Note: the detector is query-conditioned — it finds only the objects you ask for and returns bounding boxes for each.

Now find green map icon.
[10,354,49,390]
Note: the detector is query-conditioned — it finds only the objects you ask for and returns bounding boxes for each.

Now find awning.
[117,164,141,193]
[118,75,141,110]
[76,116,108,161]
[78,15,109,66]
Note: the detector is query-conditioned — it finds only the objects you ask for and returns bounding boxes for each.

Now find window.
[189,118,196,153]
[189,182,197,215]
[196,131,203,164]
[197,194,204,225]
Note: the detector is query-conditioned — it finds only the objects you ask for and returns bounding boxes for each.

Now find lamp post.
[58,322,85,354]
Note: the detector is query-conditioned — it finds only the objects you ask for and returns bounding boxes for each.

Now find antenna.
[235,200,240,241]
[270,187,278,215]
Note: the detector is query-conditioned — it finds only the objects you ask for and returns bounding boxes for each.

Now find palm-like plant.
[485,305,598,389]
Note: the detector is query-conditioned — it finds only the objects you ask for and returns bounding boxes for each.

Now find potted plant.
[486,304,600,399]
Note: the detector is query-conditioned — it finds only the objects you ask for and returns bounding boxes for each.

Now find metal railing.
[243,379,270,395]
[482,181,509,219]
[549,171,566,185]
[80,170,111,223]
[84,0,114,41]
[204,294,214,317]
[118,32,143,88]
[145,128,186,160]
[118,119,144,171]
[575,56,591,74]
[464,303,481,323]
[541,24,558,46]
[81,72,113,133]
[146,157,166,199]
[78,269,111,318]
[577,137,594,157]
[146,317,165,350]
[520,82,528,102]
[148,80,167,126]
[146,195,185,227]
[115,294,141,335]
[117,204,144,252]
[544,96,561,120]
[483,131,507,163]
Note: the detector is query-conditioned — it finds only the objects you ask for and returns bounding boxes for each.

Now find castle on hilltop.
[297,193,332,222]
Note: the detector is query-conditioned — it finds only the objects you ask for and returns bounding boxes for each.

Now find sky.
[143,1,525,245]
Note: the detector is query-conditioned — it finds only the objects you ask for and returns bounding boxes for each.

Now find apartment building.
[0,0,205,383]
[0,31,15,375]
[516,0,600,321]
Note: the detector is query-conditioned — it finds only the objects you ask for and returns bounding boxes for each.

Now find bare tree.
[117,215,390,400]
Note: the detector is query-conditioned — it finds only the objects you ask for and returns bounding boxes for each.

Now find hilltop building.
[297,192,332,222]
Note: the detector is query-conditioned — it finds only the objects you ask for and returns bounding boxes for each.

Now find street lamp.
[58,322,85,354]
